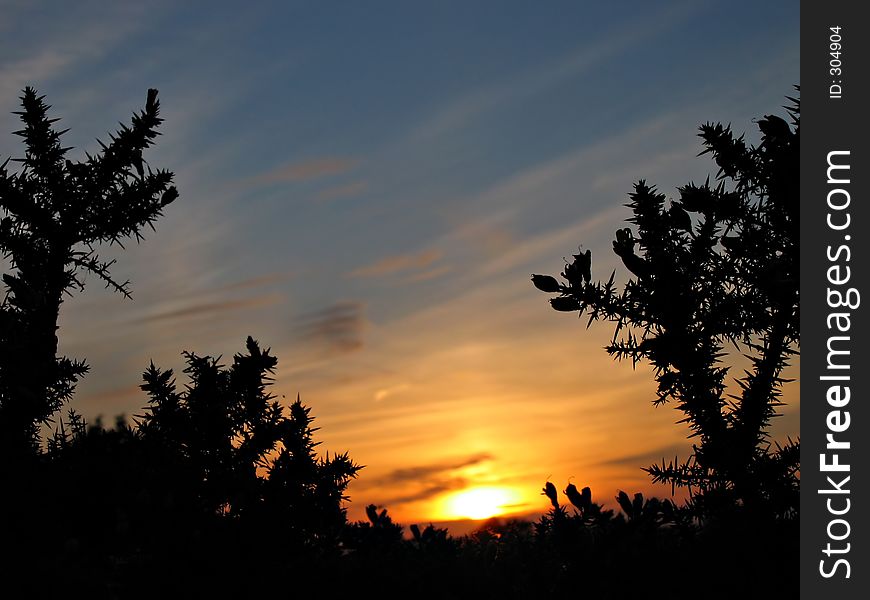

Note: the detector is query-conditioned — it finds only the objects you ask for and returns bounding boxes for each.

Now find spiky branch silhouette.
[0,87,177,455]
[137,336,362,551]
[533,92,800,521]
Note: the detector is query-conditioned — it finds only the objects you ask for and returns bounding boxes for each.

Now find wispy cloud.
[0,51,69,97]
[292,300,367,355]
[359,452,495,506]
[248,157,358,185]
[374,383,411,402]
[206,271,294,295]
[349,249,442,278]
[317,180,368,202]
[372,453,494,486]
[403,265,453,283]
[0,3,158,110]
[378,480,469,507]
[599,443,691,469]
[75,384,143,409]
[135,293,282,324]
[405,1,708,144]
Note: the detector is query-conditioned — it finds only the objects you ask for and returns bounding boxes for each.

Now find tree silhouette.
[137,336,362,554]
[0,87,177,455]
[3,337,361,595]
[532,93,799,521]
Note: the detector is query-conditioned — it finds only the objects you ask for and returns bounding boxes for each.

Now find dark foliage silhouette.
[343,503,405,550]
[0,87,177,456]
[5,338,361,596]
[136,336,361,552]
[529,481,794,598]
[532,93,800,522]
[338,479,795,598]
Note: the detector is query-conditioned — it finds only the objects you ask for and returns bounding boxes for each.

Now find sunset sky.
[1,1,799,527]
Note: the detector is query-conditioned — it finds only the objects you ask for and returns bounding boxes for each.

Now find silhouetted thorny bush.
[526,481,797,598]
[3,337,362,597]
[136,336,362,553]
[0,87,177,457]
[532,92,800,523]
[335,481,795,599]
[343,503,406,551]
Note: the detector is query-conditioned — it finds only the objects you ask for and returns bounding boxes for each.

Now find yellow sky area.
[281,295,801,525]
[60,305,799,529]
[263,255,798,526]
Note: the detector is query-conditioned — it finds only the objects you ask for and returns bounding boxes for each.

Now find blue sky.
[1,0,800,524]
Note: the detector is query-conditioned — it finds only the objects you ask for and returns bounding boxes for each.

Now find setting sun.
[443,487,520,520]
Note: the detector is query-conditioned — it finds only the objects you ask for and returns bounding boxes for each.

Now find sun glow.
[443,486,519,520]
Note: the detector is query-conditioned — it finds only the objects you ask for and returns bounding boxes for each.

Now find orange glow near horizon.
[440,486,524,521]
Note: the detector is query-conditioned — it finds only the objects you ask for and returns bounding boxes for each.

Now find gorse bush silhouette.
[137,336,362,551]
[0,87,177,456]
[533,92,800,522]
[343,503,405,550]
[0,89,362,594]
[7,338,362,595]
[528,478,796,599]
